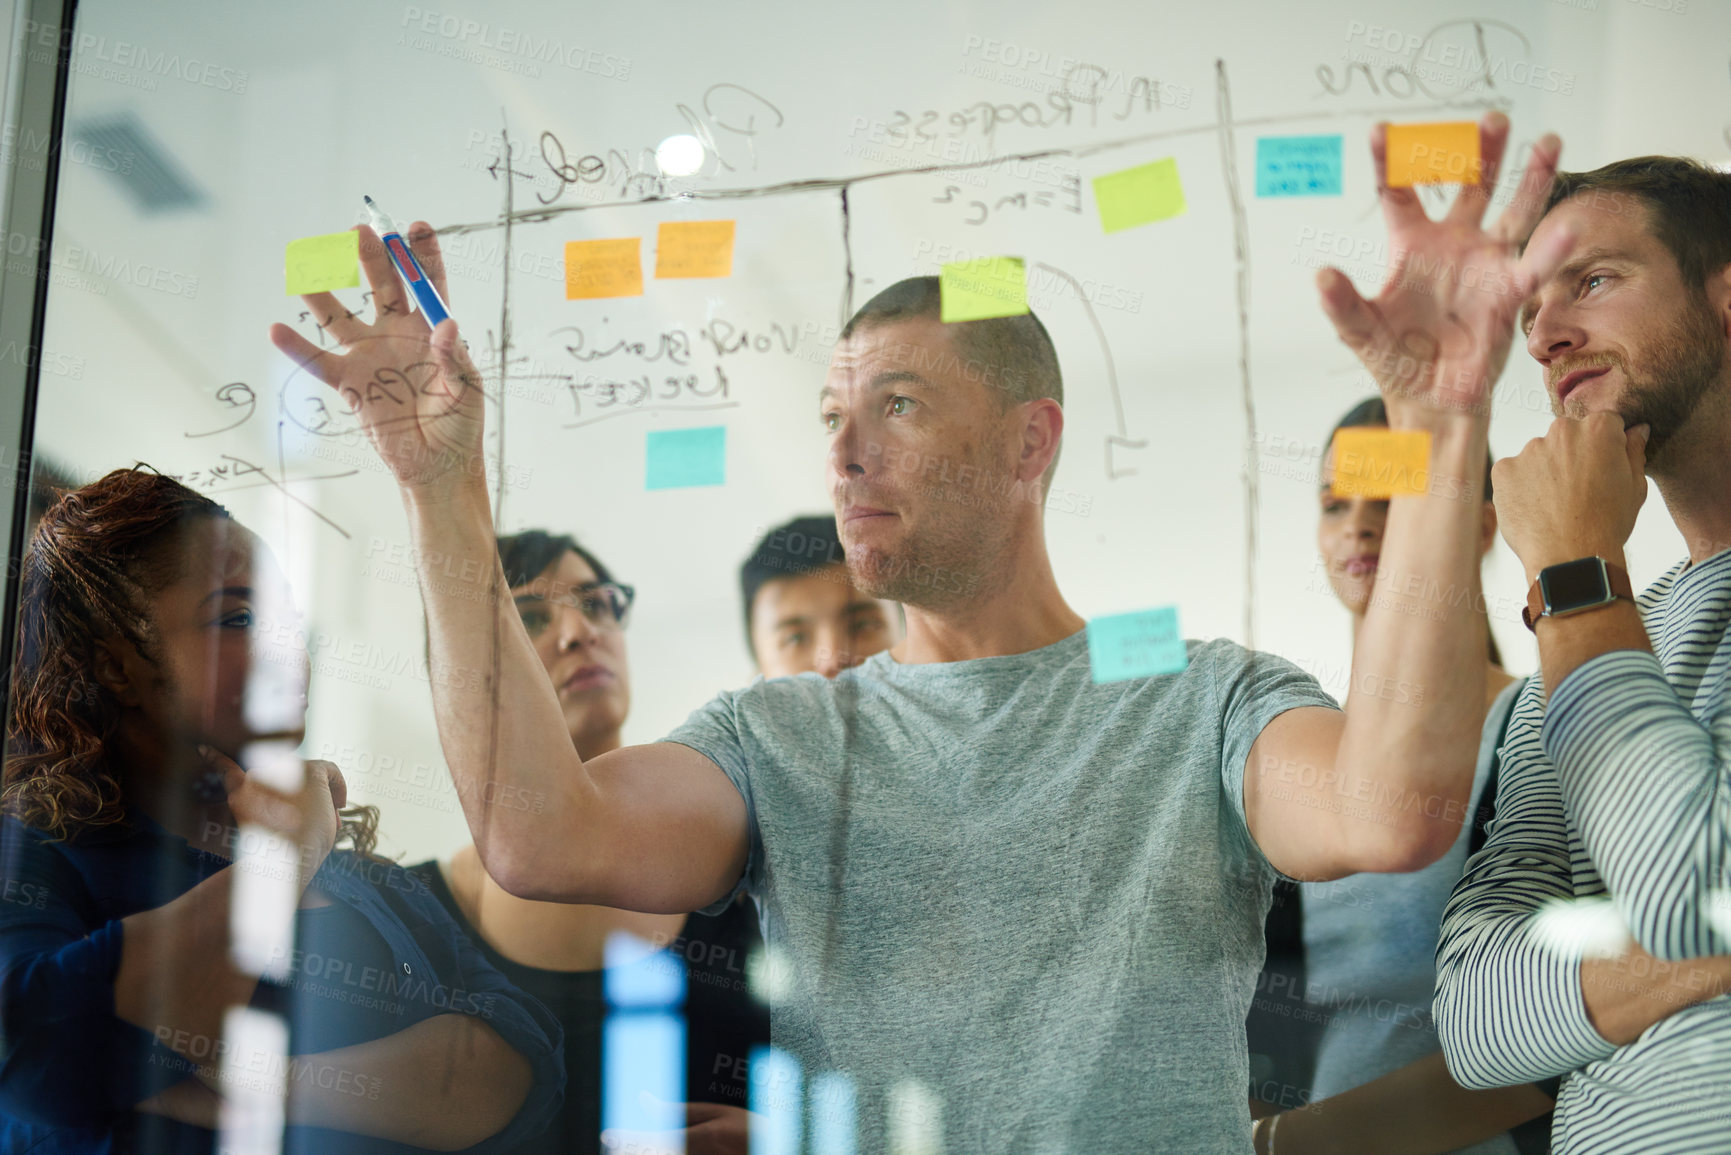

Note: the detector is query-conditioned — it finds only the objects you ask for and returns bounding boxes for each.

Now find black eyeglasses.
[514,582,636,635]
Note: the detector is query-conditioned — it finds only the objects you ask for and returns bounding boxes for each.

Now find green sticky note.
[1087,606,1188,683]
[646,426,726,490]
[939,256,1028,323]
[1092,157,1186,233]
[285,231,360,295]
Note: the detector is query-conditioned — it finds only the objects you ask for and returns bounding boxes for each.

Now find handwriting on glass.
[879,63,1183,149]
[283,359,466,440]
[932,173,1084,227]
[554,317,804,364]
[1315,19,1564,101]
[171,452,356,538]
[184,382,257,438]
[566,365,731,425]
[533,83,785,206]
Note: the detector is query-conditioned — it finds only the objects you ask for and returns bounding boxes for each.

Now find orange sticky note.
[1329,428,1431,498]
[655,220,735,279]
[565,238,643,299]
[1385,122,1480,187]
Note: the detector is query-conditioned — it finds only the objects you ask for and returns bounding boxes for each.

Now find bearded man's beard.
[1558,294,1723,465]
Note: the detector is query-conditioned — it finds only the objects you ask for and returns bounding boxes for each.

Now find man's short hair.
[1542,157,1731,292]
[740,515,847,638]
[839,276,1063,411]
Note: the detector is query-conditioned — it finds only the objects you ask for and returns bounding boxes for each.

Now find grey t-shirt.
[666,629,1336,1153]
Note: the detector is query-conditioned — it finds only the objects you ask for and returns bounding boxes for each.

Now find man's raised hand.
[268,223,486,499]
[1318,113,1571,425]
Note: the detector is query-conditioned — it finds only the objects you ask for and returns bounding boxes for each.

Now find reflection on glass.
[216,1006,288,1155]
[603,929,687,1140]
[887,1079,941,1155]
[810,1070,858,1155]
[750,1045,803,1155]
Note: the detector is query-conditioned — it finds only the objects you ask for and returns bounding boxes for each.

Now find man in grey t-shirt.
[670,634,1329,1150]
[275,114,1569,1151]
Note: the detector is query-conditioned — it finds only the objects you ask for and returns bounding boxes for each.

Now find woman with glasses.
[409,530,769,1155]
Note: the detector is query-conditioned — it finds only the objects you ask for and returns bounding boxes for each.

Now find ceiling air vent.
[67,114,204,212]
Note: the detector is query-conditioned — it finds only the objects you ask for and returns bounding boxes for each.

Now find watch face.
[1542,557,1611,613]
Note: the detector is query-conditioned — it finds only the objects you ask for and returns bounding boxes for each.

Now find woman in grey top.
[1248,398,1555,1154]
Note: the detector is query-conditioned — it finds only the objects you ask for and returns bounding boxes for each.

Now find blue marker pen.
[362,195,451,328]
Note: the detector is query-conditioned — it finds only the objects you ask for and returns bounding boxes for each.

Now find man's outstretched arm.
[1245,114,1573,882]
[269,224,748,913]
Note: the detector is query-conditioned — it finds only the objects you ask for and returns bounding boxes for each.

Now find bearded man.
[1437,157,1731,1153]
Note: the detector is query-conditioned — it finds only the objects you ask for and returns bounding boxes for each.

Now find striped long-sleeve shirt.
[1435,549,1731,1153]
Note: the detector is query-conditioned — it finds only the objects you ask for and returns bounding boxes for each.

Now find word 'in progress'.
[1092,157,1186,233]
[1087,606,1188,684]
[1255,136,1343,198]
[939,256,1028,323]
[285,231,359,295]
[656,219,735,279]
[1384,121,1480,188]
[646,425,726,490]
[1329,428,1431,498]
[566,238,643,299]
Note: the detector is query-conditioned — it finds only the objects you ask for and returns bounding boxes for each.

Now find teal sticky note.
[645,426,725,490]
[1087,606,1188,683]
[1255,135,1343,197]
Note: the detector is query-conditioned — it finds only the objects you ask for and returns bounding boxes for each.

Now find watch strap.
[1522,558,1634,631]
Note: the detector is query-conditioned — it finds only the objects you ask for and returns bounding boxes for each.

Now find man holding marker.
[271,113,1562,1152]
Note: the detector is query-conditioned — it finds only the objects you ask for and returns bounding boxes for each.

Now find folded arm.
[1433,718,1618,1087]
[6,869,554,1147]
[1544,648,1731,960]
[135,857,565,1149]
[1434,680,1731,1089]
[142,1013,533,1151]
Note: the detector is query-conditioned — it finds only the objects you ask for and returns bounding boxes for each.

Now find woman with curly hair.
[0,468,563,1153]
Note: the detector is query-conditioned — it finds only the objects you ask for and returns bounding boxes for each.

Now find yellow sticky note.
[1329,428,1432,498]
[939,256,1028,323]
[565,238,643,299]
[1385,122,1481,187]
[655,220,735,279]
[285,231,359,295]
[1092,157,1186,233]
